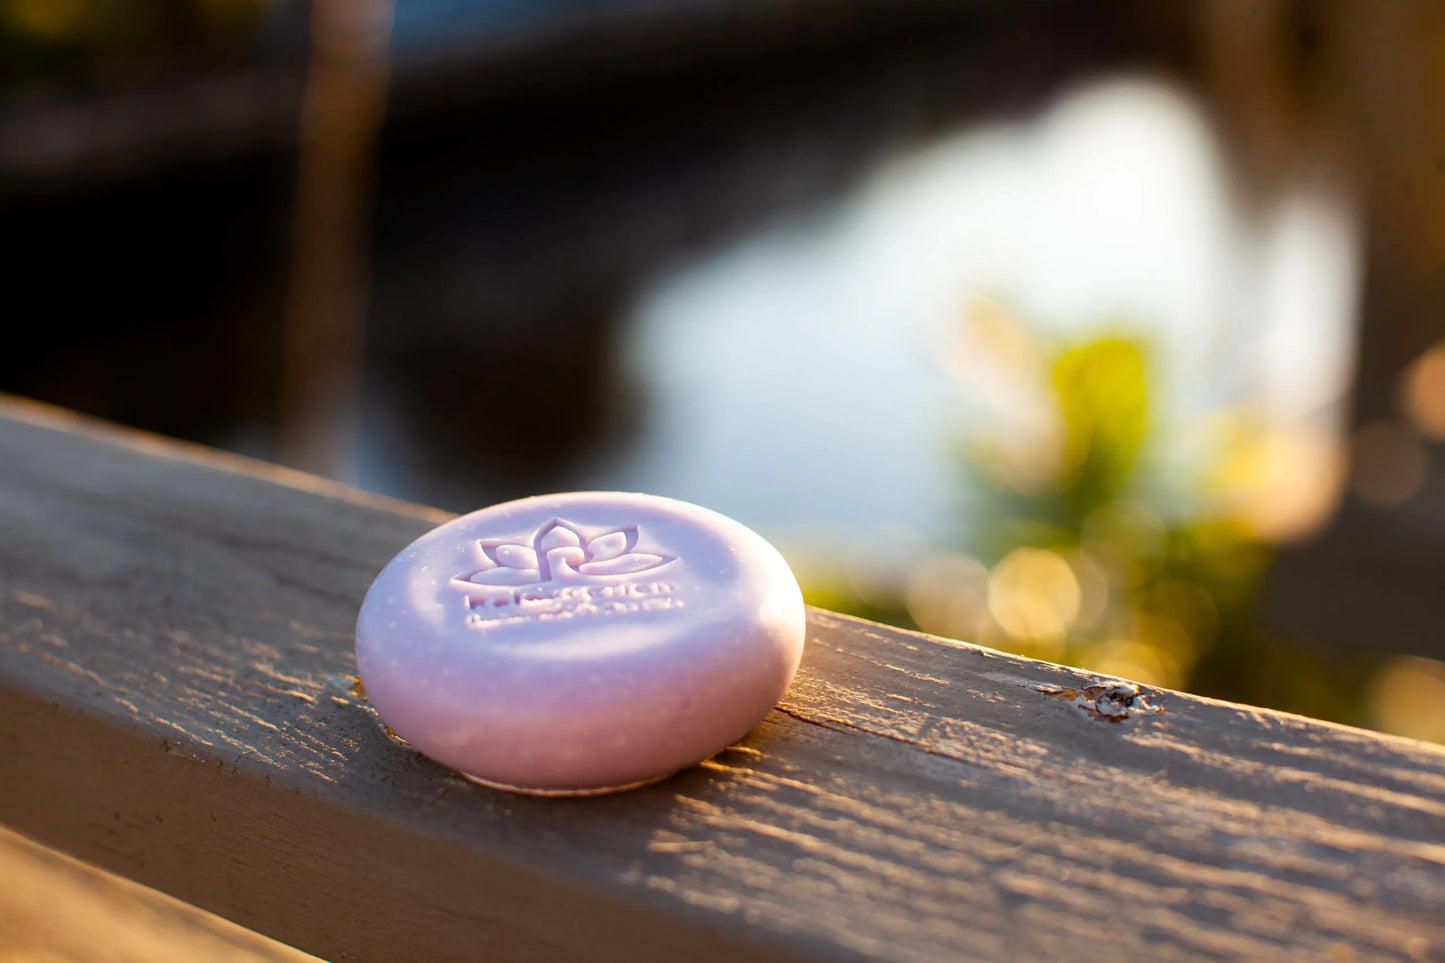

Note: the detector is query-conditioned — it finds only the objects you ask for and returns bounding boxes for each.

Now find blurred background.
[3,0,1445,743]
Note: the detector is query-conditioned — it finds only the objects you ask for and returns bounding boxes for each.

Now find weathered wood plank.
[1,395,1443,962]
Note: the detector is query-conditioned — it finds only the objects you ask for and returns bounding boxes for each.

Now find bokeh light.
[904,552,989,642]
[1367,657,1445,745]
[1400,341,1445,441]
[986,548,1080,657]
[1350,420,1426,507]
[1082,638,1182,690]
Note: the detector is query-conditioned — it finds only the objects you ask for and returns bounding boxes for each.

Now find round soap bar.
[355,491,806,796]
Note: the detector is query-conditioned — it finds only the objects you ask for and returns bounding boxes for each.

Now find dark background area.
[2,0,1155,496]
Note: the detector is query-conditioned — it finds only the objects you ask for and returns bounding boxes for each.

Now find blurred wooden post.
[278,0,391,481]
[1197,0,1445,656]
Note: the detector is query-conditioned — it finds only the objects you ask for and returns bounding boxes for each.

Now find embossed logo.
[449,518,682,631]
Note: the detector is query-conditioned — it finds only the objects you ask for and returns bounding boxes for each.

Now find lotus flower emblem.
[453,518,673,587]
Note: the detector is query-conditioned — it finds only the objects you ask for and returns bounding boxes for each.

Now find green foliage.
[1052,337,1149,519]
[799,319,1392,733]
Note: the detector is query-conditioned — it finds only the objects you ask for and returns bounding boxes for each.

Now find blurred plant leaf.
[1052,337,1149,519]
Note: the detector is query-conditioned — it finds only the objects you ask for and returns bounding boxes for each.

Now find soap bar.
[355,491,806,796]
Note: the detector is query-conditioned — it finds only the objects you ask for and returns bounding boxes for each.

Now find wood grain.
[1,395,1443,962]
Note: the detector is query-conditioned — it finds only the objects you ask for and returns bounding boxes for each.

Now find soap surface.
[355,491,806,795]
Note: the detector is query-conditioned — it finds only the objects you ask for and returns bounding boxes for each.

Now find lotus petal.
[586,529,634,563]
[578,553,670,576]
[492,543,538,569]
[535,520,583,553]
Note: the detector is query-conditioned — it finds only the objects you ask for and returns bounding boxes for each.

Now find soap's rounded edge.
[460,769,676,797]
[354,489,809,792]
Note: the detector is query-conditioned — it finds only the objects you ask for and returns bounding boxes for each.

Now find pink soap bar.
[355,491,806,795]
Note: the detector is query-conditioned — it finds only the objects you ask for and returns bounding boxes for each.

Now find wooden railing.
[2,395,1443,962]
